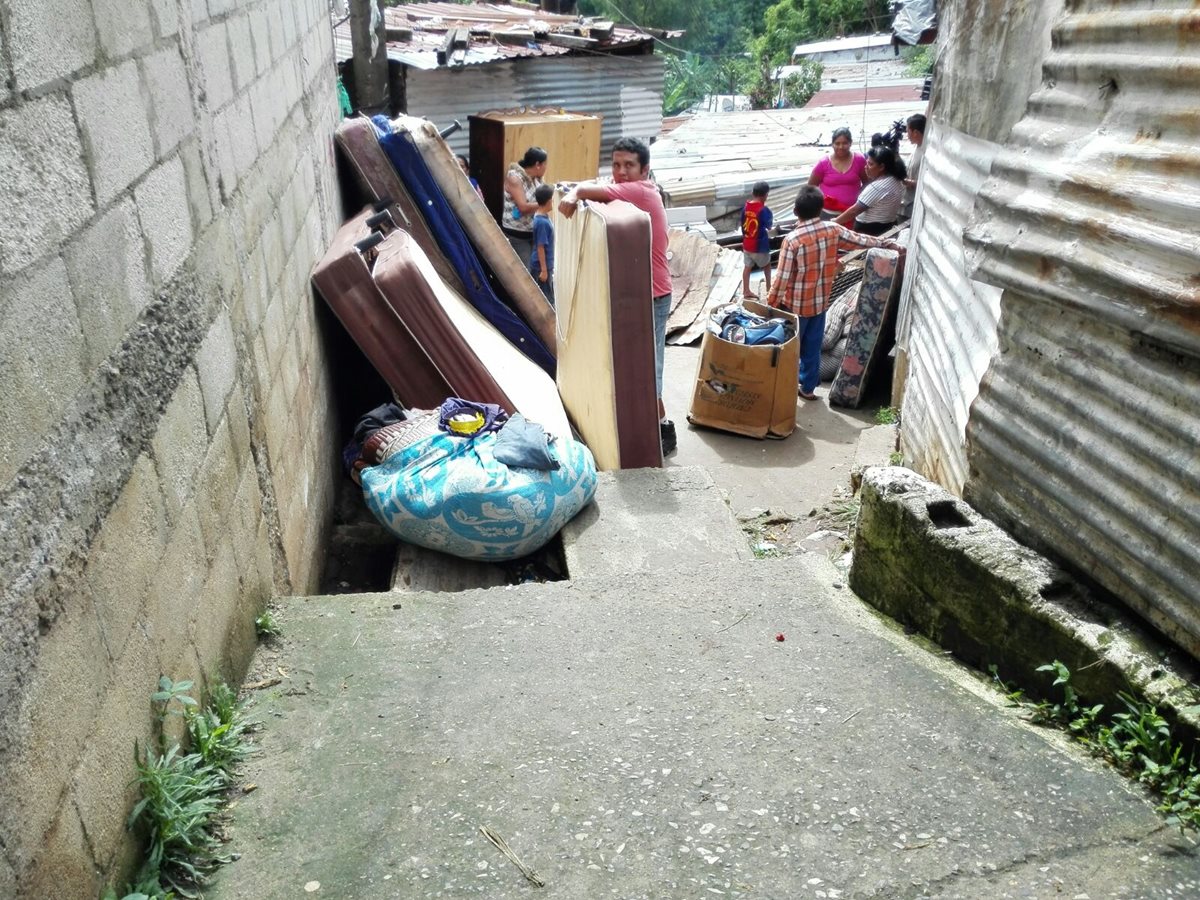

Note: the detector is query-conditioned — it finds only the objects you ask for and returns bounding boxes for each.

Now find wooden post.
[348,0,389,114]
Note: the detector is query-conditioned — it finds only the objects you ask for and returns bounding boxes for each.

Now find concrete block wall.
[0,0,342,894]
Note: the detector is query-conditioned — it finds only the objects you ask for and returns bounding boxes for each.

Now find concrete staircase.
[206,465,1198,900]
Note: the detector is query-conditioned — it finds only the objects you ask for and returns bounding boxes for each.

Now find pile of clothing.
[707,303,796,346]
[346,399,597,561]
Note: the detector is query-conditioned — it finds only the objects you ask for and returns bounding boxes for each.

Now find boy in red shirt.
[741,181,774,299]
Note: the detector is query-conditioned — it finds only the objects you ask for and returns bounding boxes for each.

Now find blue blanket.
[371,116,555,375]
[362,429,597,561]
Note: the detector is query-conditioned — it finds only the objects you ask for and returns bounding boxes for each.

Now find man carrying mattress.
[559,137,677,456]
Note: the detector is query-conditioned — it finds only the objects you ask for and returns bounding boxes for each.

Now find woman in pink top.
[807,127,868,215]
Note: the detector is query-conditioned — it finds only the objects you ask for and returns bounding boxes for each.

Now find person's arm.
[807,159,824,187]
[835,227,903,254]
[557,182,611,218]
[536,242,549,282]
[505,173,539,216]
[833,202,865,226]
[762,206,774,233]
[766,236,793,308]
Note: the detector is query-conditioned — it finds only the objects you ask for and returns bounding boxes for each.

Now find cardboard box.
[687,300,799,439]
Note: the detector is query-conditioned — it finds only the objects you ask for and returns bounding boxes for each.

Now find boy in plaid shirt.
[767,186,902,400]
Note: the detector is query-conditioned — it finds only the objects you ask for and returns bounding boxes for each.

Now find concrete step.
[209,554,1196,899]
[387,464,750,592]
[561,465,749,578]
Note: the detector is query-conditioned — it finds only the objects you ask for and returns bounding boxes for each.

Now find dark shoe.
[798,389,818,401]
[660,420,678,456]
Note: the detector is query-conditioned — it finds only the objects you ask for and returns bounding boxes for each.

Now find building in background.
[333,2,667,160]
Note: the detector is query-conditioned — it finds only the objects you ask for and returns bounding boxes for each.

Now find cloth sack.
[361,423,597,561]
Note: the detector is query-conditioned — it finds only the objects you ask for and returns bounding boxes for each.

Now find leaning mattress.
[310,207,453,409]
[392,114,558,360]
[371,225,571,440]
[334,116,466,298]
[371,116,556,375]
[554,200,661,470]
[829,248,901,408]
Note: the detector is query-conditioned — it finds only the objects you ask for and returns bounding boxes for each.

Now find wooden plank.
[391,542,508,593]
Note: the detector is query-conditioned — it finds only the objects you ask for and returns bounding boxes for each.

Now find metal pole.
[349,0,389,114]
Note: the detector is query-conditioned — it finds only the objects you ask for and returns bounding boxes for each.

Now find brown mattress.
[334,116,467,298]
[310,208,452,409]
[371,227,571,439]
[554,200,661,470]
[393,115,558,357]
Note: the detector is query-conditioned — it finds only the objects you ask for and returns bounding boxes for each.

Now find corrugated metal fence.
[960,3,1200,657]
[405,54,664,163]
[895,123,1003,494]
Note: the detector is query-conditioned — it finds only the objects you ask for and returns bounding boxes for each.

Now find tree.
[755,0,891,65]
[662,53,712,116]
[782,59,823,108]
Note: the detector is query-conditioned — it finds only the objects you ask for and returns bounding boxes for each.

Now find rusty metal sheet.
[960,2,1200,658]
[334,3,655,71]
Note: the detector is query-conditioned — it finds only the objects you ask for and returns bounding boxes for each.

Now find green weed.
[819,498,860,533]
[992,660,1200,834]
[106,679,254,899]
[254,610,279,637]
[888,451,904,466]
[874,406,900,426]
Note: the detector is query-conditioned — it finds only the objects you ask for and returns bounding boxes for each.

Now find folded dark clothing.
[353,401,407,444]
[437,397,508,435]
[494,413,558,471]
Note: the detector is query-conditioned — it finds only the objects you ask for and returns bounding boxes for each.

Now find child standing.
[529,184,556,306]
[767,185,902,401]
[741,181,774,299]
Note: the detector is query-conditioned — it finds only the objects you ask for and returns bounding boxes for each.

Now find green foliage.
[580,0,772,56]
[107,680,254,900]
[757,0,891,65]
[254,610,280,637]
[874,406,900,425]
[781,59,823,108]
[127,744,228,897]
[902,43,936,77]
[888,451,904,466]
[187,683,254,777]
[994,661,1200,834]
[662,53,711,116]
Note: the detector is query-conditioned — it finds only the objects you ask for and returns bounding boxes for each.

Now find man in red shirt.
[559,137,677,455]
[768,185,902,400]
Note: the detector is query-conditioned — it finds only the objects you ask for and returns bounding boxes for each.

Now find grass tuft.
[989,660,1200,835]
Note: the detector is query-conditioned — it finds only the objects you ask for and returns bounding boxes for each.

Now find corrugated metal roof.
[959,3,1200,657]
[794,33,894,57]
[805,85,924,107]
[651,101,926,220]
[404,53,664,159]
[333,2,656,71]
[895,122,1002,494]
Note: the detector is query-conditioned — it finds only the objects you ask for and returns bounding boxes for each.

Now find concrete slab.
[662,344,878,517]
[210,556,1197,900]
[562,466,748,578]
